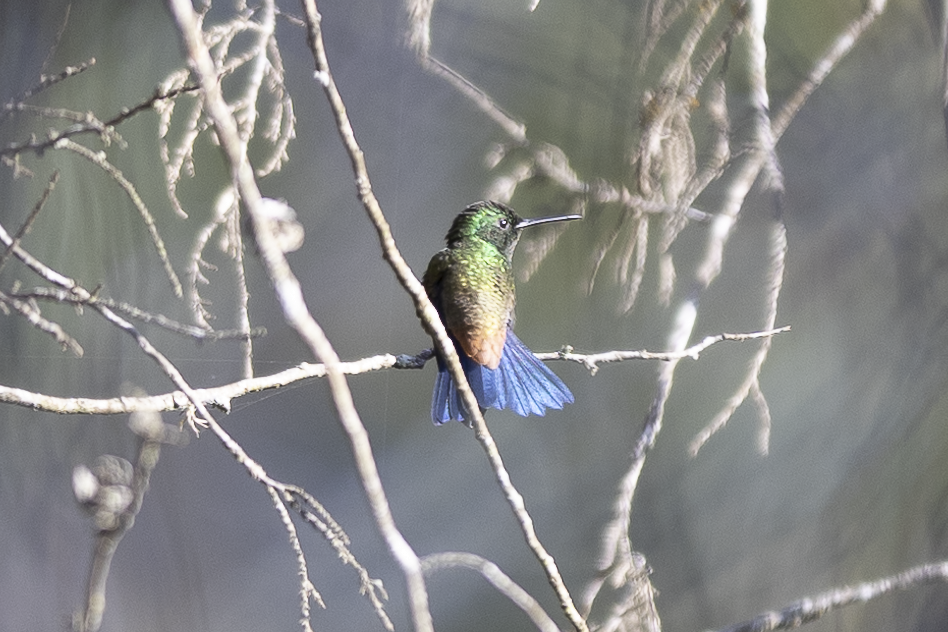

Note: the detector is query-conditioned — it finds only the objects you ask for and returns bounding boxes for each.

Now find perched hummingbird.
[422,200,581,425]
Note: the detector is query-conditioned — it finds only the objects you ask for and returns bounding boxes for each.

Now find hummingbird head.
[446,201,582,258]
[446,201,523,257]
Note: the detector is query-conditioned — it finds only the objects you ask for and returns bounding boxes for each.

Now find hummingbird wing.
[422,248,449,311]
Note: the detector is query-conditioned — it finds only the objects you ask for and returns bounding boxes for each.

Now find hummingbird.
[422,200,581,425]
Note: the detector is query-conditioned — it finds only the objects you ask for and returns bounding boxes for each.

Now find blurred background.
[2,0,948,631]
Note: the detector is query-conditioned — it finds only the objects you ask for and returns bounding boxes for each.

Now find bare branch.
[52,138,183,298]
[165,1,427,630]
[74,410,179,632]
[283,485,393,630]
[0,325,787,416]
[0,57,95,123]
[712,560,948,632]
[690,224,788,455]
[538,326,791,375]
[0,354,398,414]
[771,0,888,142]
[0,288,83,356]
[0,168,59,270]
[1,81,199,160]
[422,552,560,632]
[264,485,325,632]
[9,286,266,341]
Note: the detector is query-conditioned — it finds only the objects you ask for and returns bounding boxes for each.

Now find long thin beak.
[516,214,583,230]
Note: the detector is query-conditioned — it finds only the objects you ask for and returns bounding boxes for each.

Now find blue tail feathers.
[431,330,573,425]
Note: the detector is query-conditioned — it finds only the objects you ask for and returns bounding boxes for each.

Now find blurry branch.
[0,354,397,414]
[165,2,412,631]
[673,0,785,458]
[405,0,889,629]
[72,410,182,632]
[0,170,85,355]
[406,3,743,314]
[53,137,183,297]
[582,298,696,632]
[421,552,560,632]
[404,0,435,64]
[0,327,786,415]
[0,288,84,356]
[710,560,948,632]
[418,56,527,142]
[0,57,95,124]
[770,0,888,142]
[155,2,296,376]
[265,485,327,627]
[588,0,887,624]
[0,201,383,632]
[584,3,780,623]
[0,170,58,272]
[184,185,228,327]
[0,78,199,159]
[8,286,265,341]
[581,551,661,632]
[689,224,787,456]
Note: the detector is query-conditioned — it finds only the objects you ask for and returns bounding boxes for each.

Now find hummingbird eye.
[498,218,508,228]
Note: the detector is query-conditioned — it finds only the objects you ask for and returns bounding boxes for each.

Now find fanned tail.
[430,330,573,425]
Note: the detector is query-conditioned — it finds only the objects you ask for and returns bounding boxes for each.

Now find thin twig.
[422,552,560,632]
[165,2,421,631]
[539,326,791,375]
[52,138,183,298]
[420,56,527,142]
[1,83,200,159]
[689,225,788,455]
[9,286,265,341]
[771,0,888,142]
[305,2,592,628]
[75,410,173,632]
[0,57,94,123]
[0,289,83,356]
[264,485,324,632]
[711,560,948,632]
[0,170,59,275]
[284,485,393,630]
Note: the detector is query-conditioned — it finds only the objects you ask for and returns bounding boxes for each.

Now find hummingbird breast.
[434,244,515,370]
